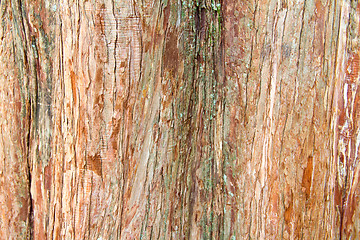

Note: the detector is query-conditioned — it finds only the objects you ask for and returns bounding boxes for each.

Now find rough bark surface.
[0,0,359,239]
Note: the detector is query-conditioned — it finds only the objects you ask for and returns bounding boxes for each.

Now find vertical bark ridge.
[336,1,360,238]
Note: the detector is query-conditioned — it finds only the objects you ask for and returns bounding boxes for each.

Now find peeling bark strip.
[0,0,360,239]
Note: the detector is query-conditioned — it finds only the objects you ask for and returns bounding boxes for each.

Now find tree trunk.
[1,0,359,239]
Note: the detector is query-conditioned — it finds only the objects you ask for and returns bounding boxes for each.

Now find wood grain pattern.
[0,0,359,239]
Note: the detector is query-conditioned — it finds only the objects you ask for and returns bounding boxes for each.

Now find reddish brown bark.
[0,0,359,239]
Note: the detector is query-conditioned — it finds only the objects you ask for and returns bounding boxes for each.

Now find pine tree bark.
[0,0,359,239]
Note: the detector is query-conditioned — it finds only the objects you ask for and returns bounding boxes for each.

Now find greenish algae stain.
[138,0,224,238]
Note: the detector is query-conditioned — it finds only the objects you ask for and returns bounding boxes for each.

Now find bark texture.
[0,0,359,239]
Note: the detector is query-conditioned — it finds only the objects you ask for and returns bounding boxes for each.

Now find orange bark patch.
[302,156,313,198]
[70,70,77,104]
[87,152,102,177]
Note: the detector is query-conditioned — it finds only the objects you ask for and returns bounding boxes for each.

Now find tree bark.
[0,0,359,239]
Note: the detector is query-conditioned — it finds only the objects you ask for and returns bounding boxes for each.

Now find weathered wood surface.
[0,0,359,239]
